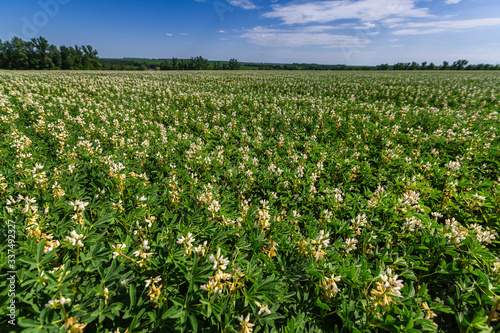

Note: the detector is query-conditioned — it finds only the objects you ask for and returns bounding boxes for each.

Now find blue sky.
[1,0,499,65]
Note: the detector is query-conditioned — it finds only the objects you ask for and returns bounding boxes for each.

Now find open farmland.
[1,71,500,332]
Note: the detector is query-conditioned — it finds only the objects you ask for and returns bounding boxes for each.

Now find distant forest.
[0,37,100,70]
[1,36,499,71]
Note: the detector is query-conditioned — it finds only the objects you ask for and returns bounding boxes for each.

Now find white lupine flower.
[194,240,208,257]
[64,231,84,247]
[321,274,341,297]
[473,193,486,201]
[145,276,162,288]
[444,218,468,244]
[133,240,153,259]
[255,301,271,316]
[111,243,127,259]
[447,160,461,172]
[345,238,358,253]
[177,232,195,247]
[45,300,56,308]
[60,297,71,305]
[209,248,230,271]
[69,200,89,211]
[403,216,422,233]
[237,314,255,333]
[317,230,330,247]
[208,200,221,213]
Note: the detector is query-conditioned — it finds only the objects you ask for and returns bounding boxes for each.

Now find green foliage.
[0,36,100,70]
[0,71,500,332]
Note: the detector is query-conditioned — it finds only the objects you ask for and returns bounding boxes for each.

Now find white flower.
[345,238,358,253]
[208,200,220,213]
[64,231,84,247]
[317,230,330,247]
[177,233,196,254]
[321,274,341,297]
[209,248,230,271]
[69,200,89,211]
[133,240,153,259]
[111,243,126,259]
[237,314,255,333]
[194,240,208,257]
[447,160,461,172]
[45,300,56,308]
[145,276,162,288]
[60,297,71,305]
[255,301,271,315]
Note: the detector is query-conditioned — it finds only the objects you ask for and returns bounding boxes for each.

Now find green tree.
[171,57,179,70]
[31,36,51,69]
[82,45,100,69]
[3,37,33,69]
[60,46,75,69]
[451,59,468,70]
[160,60,173,70]
[228,58,240,70]
[48,44,61,69]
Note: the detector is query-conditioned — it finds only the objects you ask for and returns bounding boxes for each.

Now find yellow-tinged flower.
[64,317,87,333]
[237,314,255,333]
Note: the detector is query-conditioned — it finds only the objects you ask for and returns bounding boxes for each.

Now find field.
[1,70,500,332]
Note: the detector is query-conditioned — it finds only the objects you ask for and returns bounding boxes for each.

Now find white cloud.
[262,0,430,25]
[445,0,461,4]
[393,17,500,34]
[165,33,173,36]
[407,17,500,29]
[218,29,226,33]
[180,33,189,36]
[393,28,446,35]
[240,26,370,48]
[227,0,257,10]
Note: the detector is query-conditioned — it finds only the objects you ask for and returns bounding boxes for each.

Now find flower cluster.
[370,267,404,309]
[201,248,232,295]
[64,230,84,248]
[321,274,341,298]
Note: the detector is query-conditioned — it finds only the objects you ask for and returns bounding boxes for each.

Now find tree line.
[159,57,240,70]
[0,36,100,70]
[100,57,240,70]
[249,63,372,70]
[377,60,500,71]
[2,36,499,71]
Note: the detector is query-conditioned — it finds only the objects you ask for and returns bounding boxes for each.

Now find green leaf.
[188,313,198,332]
[129,284,137,308]
[162,306,184,319]
[18,319,40,328]
[92,213,114,228]
[130,308,145,330]
[36,240,45,263]
[315,298,331,311]
[39,248,58,265]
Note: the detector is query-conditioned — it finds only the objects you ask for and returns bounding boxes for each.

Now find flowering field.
[1,70,500,332]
